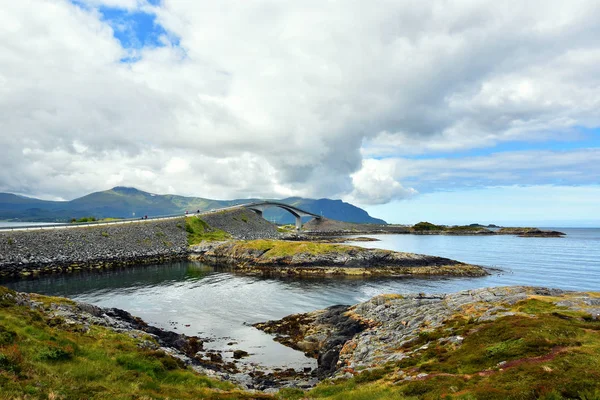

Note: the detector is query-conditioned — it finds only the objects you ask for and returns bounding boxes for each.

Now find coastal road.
[0,205,245,232]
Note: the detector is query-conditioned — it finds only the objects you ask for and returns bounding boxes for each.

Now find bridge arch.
[243,201,321,231]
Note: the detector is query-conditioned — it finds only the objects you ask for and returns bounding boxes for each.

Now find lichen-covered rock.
[190,240,488,277]
[255,286,600,378]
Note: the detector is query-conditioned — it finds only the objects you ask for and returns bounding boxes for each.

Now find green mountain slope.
[0,187,387,224]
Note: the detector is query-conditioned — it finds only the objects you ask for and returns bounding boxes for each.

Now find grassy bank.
[185,217,231,245]
[238,239,357,258]
[2,284,599,399]
[0,287,264,400]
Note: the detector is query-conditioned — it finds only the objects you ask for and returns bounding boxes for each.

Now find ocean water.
[348,228,600,292]
[0,221,62,229]
[3,228,599,370]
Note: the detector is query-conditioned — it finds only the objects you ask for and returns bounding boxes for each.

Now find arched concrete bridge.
[243,201,322,230]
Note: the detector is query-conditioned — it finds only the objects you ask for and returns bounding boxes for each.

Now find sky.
[0,0,599,226]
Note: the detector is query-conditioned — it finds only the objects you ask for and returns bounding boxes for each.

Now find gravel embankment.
[0,218,189,278]
[200,208,280,240]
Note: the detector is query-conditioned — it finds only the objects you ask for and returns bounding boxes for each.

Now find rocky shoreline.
[2,283,600,397]
[255,286,600,380]
[189,240,489,277]
[0,287,314,392]
[496,227,566,237]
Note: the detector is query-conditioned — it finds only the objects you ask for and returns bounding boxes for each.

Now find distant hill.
[0,187,387,225]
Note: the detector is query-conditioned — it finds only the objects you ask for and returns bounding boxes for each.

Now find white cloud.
[354,149,600,195]
[1,0,600,202]
[346,159,417,205]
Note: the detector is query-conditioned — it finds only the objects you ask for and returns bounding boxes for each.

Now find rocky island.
[496,227,566,237]
[303,219,566,237]
[189,239,487,277]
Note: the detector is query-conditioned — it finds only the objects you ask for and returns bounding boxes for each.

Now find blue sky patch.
[98,6,175,50]
[70,1,179,57]
[372,126,600,161]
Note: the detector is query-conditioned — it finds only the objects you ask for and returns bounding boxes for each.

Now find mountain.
[0,187,387,224]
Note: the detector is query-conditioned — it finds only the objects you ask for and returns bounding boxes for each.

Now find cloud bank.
[1,0,599,202]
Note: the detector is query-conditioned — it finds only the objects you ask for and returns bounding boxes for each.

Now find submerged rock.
[233,349,249,359]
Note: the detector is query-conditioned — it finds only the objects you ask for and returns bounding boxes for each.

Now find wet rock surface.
[255,286,600,378]
[255,304,369,378]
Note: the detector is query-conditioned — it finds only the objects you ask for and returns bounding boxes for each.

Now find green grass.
[70,216,97,223]
[185,217,231,245]
[237,240,357,258]
[0,286,265,399]
[1,287,600,400]
[277,225,296,233]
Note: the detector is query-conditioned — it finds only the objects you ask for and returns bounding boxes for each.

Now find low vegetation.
[70,217,97,223]
[277,297,600,400]
[2,282,599,398]
[0,287,264,399]
[185,217,231,245]
[277,224,296,233]
[412,221,445,231]
[235,239,357,258]
[99,217,122,222]
[445,225,491,233]
[411,222,492,234]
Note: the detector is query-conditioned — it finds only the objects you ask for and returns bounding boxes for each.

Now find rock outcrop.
[255,286,600,378]
[190,240,488,277]
[497,227,566,237]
